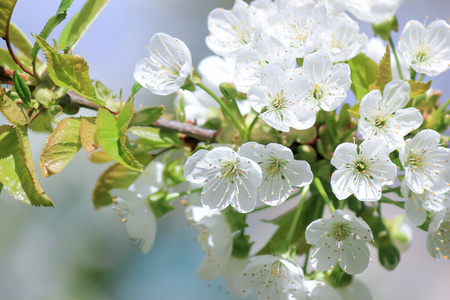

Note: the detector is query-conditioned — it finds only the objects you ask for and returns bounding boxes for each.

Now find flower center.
[232,25,251,44]
[406,150,428,168]
[330,221,352,242]
[354,160,368,172]
[312,84,324,100]
[220,159,239,179]
[264,153,287,176]
[270,93,288,110]
[291,24,308,48]
[412,44,431,63]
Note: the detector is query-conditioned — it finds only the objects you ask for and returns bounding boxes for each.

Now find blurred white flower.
[305,280,342,300]
[301,50,352,114]
[358,80,423,151]
[331,137,397,201]
[184,147,262,213]
[346,0,403,24]
[319,13,367,62]
[134,33,192,95]
[402,182,450,226]
[264,3,326,57]
[206,0,263,57]
[399,129,450,194]
[398,19,450,76]
[306,209,373,275]
[239,255,308,300]
[317,0,346,15]
[238,142,313,205]
[234,36,296,93]
[426,211,450,260]
[248,63,315,132]
[335,278,373,300]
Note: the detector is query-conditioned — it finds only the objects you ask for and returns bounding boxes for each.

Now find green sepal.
[348,54,379,101]
[378,244,401,271]
[231,234,253,259]
[223,208,248,232]
[325,265,353,288]
[220,82,238,100]
[12,71,32,106]
[147,189,174,219]
[372,16,399,40]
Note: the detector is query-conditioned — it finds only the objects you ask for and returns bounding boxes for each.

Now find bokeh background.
[0,0,449,299]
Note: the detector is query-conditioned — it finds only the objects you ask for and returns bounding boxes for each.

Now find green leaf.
[13,71,31,105]
[348,53,379,101]
[128,81,142,102]
[96,104,143,171]
[31,0,74,58]
[28,108,54,132]
[33,35,105,106]
[369,44,392,92]
[80,117,98,153]
[9,22,33,60]
[408,80,432,98]
[129,106,165,127]
[347,102,360,119]
[0,126,53,206]
[0,47,20,70]
[0,89,28,125]
[59,0,110,51]
[0,0,17,38]
[39,117,82,177]
[92,153,153,208]
[128,126,174,149]
[88,150,114,164]
[372,16,398,40]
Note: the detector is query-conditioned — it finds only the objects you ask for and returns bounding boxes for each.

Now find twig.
[3,37,34,76]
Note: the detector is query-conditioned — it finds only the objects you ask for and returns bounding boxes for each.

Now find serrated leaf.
[129,106,165,127]
[0,89,28,125]
[31,0,73,58]
[96,104,143,171]
[59,0,110,51]
[408,80,432,98]
[80,117,98,153]
[0,126,53,206]
[348,53,379,101]
[128,81,142,101]
[369,44,392,92]
[92,153,153,208]
[13,71,31,105]
[33,35,105,106]
[28,108,54,133]
[0,47,20,70]
[0,0,17,38]
[39,117,82,177]
[9,22,33,61]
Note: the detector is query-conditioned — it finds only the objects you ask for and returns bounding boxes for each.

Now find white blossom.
[358,80,423,151]
[239,255,308,300]
[401,182,450,226]
[305,280,342,300]
[248,63,316,132]
[426,211,450,260]
[316,0,346,16]
[301,50,352,114]
[134,33,192,95]
[319,13,368,62]
[184,147,262,213]
[206,0,263,57]
[264,3,327,57]
[398,19,450,77]
[234,36,296,93]
[239,142,313,205]
[399,129,450,195]
[346,0,403,24]
[335,278,373,300]
[306,209,373,275]
[331,137,397,201]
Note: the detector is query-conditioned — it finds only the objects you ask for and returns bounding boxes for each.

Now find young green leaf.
[31,0,74,58]
[80,117,98,153]
[96,104,143,171]
[129,106,165,126]
[12,71,32,105]
[33,35,105,106]
[0,0,18,38]
[408,79,432,98]
[128,81,142,102]
[0,89,29,125]
[0,48,20,70]
[348,53,379,101]
[39,117,82,177]
[9,22,33,60]
[59,0,111,51]
[369,44,392,93]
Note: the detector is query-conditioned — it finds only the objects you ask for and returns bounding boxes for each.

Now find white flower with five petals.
[358,80,423,151]
[134,33,192,95]
[346,0,403,24]
[239,142,313,205]
[331,137,397,201]
[306,209,373,275]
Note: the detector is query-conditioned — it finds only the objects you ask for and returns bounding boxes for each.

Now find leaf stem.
[196,83,244,136]
[436,98,450,114]
[380,196,405,209]
[286,185,310,243]
[244,114,259,142]
[322,111,336,145]
[166,187,203,201]
[418,73,425,83]
[389,36,403,80]
[313,177,336,212]
[3,37,34,76]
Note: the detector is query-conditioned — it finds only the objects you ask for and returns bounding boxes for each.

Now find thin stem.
[410,69,417,81]
[322,111,336,145]
[313,177,336,212]
[338,198,346,210]
[286,185,310,243]
[380,196,405,209]
[244,114,259,142]
[382,186,400,194]
[196,83,244,136]
[3,37,34,76]
[231,99,246,130]
[418,73,425,83]
[166,187,203,201]
[436,97,450,114]
[303,246,310,273]
[389,36,403,80]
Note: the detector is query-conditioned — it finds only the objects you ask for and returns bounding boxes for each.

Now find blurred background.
[0,0,449,299]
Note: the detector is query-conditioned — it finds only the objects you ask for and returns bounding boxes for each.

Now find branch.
[3,37,34,76]
[60,90,216,142]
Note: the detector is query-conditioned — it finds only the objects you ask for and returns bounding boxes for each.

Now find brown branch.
[60,90,216,142]
[3,37,34,76]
